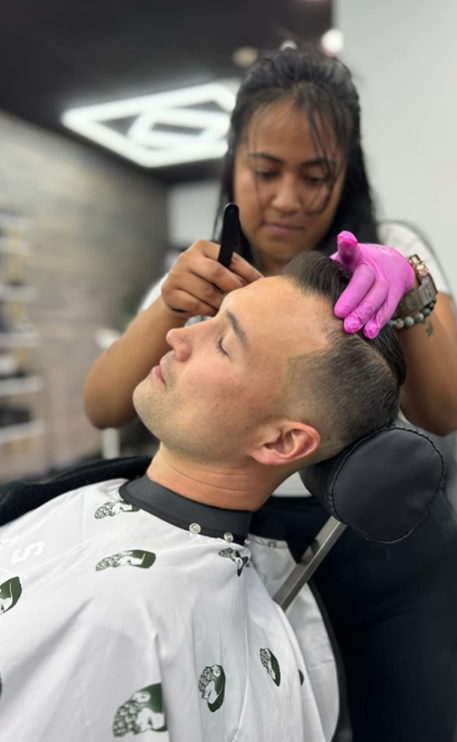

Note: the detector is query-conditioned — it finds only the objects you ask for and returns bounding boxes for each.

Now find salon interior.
[0,0,454,483]
[0,1,457,739]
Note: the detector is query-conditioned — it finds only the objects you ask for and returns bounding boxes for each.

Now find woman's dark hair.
[215,46,379,259]
[282,251,405,456]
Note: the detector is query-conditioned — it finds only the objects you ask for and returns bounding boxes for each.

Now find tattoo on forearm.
[425,321,434,337]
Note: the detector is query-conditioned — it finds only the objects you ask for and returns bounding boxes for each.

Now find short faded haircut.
[282,251,405,458]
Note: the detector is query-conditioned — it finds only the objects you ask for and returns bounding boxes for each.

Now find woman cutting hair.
[84,46,457,741]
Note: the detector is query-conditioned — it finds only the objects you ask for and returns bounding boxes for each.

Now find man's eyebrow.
[248,152,335,168]
[225,310,249,349]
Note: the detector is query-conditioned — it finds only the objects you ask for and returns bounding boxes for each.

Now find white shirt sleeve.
[138,274,169,312]
[378,221,451,296]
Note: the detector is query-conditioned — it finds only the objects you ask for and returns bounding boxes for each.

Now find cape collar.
[120,475,253,546]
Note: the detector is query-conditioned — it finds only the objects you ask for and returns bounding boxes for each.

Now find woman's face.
[233,98,347,275]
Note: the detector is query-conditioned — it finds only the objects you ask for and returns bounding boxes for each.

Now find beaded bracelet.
[389,299,437,330]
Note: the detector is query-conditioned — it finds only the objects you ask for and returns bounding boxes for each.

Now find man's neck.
[146,446,279,511]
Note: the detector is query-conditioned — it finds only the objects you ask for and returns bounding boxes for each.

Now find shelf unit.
[0,239,31,256]
[0,419,46,446]
[0,376,43,397]
[0,332,40,347]
[0,210,46,476]
[0,285,36,302]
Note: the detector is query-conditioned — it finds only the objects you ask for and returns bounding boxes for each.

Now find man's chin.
[132,386,161,438]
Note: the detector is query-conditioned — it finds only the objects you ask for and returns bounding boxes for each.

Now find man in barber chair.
[0,252,434,742]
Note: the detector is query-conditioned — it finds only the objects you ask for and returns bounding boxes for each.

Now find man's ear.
[249,421,320,467]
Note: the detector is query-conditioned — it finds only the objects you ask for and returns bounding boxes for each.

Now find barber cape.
[0,458,338,742]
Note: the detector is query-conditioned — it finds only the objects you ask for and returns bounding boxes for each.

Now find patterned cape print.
[113,684,167,736]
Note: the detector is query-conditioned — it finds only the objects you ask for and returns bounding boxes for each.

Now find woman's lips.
[265,223,303,235]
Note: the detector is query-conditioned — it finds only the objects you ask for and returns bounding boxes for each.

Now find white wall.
[168,180,220,248]
[337,0,457,294]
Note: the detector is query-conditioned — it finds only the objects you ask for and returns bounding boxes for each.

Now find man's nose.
[271,175,302,214]
[165,327,191,361]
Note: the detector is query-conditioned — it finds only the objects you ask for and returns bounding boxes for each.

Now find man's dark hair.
[282,251,405,457]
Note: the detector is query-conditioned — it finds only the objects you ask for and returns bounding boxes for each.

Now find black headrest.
[300,424,445,543]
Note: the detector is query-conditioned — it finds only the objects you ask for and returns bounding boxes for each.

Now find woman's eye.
[253,170,277,180]
[217,338,228,356]
[304,174,330,188]
[304,176,325,185]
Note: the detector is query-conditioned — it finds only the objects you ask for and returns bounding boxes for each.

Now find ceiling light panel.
[61,81,239,168]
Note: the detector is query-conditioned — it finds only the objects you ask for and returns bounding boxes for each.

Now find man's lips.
[151,365,165,383]
[152,357,168,384]
[151,351,174,385]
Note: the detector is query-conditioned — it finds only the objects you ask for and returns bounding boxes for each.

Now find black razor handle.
[217,203,241,268]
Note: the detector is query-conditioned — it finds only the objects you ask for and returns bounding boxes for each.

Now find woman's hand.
[331,231,415,338]
[161,240,263,318]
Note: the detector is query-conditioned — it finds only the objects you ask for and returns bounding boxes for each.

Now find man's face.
[134,277,330,465]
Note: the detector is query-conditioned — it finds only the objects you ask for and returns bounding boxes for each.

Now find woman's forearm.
[84,296,186,429]
[399,293,457,436]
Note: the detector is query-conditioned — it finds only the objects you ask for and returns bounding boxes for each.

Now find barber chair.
[274,422,444,608]
[273,422,445,742]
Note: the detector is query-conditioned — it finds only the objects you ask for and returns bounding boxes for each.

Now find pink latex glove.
[331,231,415,338]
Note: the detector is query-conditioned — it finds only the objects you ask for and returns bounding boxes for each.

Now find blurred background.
[0,0,455,482]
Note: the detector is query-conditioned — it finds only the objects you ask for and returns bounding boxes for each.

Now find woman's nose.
[271,175,301,214]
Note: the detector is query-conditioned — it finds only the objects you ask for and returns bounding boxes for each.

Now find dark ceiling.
[0,0,332,183]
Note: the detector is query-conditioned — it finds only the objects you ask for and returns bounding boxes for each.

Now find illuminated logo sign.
[61,82,239,167]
